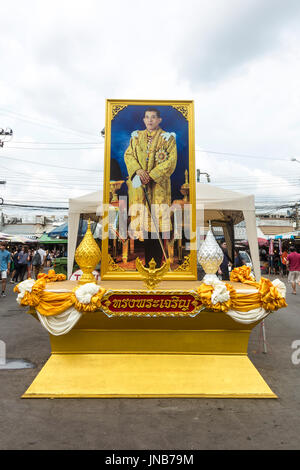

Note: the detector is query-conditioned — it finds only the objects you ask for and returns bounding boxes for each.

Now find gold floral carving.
[107,254,125,271]
[112,105,128,120]
[172,105,189,120]
[174,254,191,272]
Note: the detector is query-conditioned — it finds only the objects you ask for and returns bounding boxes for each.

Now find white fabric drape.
[33,279,285,335]
[36,308,82,336]
[225,307,269,324]
[35,303,271,335]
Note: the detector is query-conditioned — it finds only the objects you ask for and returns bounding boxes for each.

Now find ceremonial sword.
[132,174,169,264]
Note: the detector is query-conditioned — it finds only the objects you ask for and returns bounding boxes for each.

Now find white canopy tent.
[68,183,261,282]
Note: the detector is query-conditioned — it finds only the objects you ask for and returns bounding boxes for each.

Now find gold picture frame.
[101,99,197,280]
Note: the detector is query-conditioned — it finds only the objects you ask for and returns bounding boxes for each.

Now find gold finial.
[110,180,124,203]
[185,169,188,185]
[180,169,189,202]
[136,257,170,289]
[198,226,224,284]
[75,219,101,284]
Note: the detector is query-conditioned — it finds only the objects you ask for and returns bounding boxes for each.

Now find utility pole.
[295,202,299,230]
[0,128,11,229]
[289,202,300,230]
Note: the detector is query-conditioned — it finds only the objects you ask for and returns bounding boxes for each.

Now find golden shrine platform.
[21,279,278,399]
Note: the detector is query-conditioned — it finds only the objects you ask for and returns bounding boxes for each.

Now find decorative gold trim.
[174,254,191,272]
[172,105,189,120]
[107,254,125,271]
[112,105,128,120]
[101,99,197,281]
[100,289,202,317]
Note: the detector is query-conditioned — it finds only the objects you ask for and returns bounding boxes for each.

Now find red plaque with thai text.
[101,290,202,317]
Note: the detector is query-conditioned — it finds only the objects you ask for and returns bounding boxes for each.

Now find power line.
[0,154,101,172]
[0,107,100,139]
[12,141,103,145]
[6,146,103,150]
[3,203,68,210]
[196,148,292,162]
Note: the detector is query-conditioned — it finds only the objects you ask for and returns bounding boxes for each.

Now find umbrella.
[258,237,269,247]
[240,238,268,247]
[47,222,69,238]
[0,232,10,241]
[9,235,32,243]
[48,221,88,239]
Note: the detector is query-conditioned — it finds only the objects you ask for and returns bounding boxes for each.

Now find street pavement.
[0,274,299,450]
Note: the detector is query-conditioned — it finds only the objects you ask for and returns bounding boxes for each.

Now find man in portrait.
[124,108,177,267]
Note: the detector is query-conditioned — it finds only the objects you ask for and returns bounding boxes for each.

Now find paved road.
[0,275,299,450]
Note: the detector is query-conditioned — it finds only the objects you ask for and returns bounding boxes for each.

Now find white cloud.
[0,0,300,215]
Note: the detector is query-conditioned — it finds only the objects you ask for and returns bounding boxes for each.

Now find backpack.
[32,251,42,266]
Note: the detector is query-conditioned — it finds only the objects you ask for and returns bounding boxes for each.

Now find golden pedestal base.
[23,353,276,399]
[22,280,277,399]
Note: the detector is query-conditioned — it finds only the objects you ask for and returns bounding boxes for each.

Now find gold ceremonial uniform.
[124,128,177,233]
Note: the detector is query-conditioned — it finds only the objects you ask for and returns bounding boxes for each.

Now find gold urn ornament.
[180,169,189,203]
[75,219,101,284]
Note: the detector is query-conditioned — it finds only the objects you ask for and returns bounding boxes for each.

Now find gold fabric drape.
[15,267,287,318]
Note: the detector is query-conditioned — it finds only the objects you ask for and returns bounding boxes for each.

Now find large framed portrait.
[101,99,196,280]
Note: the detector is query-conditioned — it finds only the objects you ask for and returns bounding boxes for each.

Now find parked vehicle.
[239,250,252,269]
[228,250,253,272]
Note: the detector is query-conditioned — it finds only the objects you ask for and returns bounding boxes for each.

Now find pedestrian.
[9,248,15,283]
[0,243,11,297]
[32,244,45,279]
[268,253,275,275]
[27,248,33,279]
[281,248,288,277]
[17,246,30,282]
[274,251,281,276]
[234,249,245,268]
[37,244,46,266]
[11,246,21,283]
[286,246,300,295]
[218,241,232,281]
[46,250,52,267]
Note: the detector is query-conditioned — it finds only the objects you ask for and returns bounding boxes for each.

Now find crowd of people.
[1,239,300,297]
[218,241,300,294]
[0,244,64,297]
[260,246,290,276]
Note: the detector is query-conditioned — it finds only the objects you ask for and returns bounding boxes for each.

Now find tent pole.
[67,212,80,279]
[243,208,268,354]
[261,320,267,354]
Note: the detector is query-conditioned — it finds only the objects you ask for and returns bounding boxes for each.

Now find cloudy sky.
[1,0,300,216]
